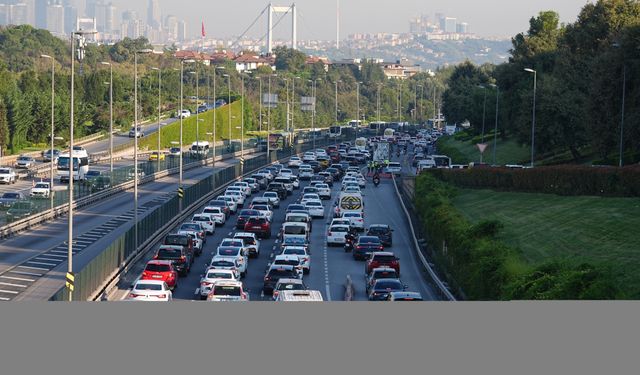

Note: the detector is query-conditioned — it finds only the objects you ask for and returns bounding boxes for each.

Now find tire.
[200,294,207,301]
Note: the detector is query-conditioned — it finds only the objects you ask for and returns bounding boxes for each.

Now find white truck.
[372,141,390,163]
[275,290,324,301]
[355,137,367,151]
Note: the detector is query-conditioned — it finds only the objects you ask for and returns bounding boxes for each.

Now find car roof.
[234,232,256,237]
[371,267,397,273]
[134,279,165,286]
[389,291,423,299]
[369,224,390,229]
[276,278,304,285]
[213,280,243,287]
[371,251,395,256]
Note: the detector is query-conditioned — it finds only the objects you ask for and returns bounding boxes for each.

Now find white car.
[206,280,249,301]
[251,204,273,222]
[280,246,311,274]
[126,280,172,301]
[217,195,238,213]
[330,218,351,228]
[272,254,305,276]
[212,249,248,278]
[199,268,240,300]
[341,182,361,192]
[299,168,314,180]
[224,190,246,206]
[202,206,226,225]
[231,181,252,196]
[341,212,365,231]
[0,167,17,184]
[177,109,191,118]
[288,156,302,168]
[263,192,280,208]
[191,213,216,235]
[315,184,331,200]
[274,177,293,193]
[384,162,402,174]
[279,168,294,178]
[234,232,261,258]
[327,224,350,246]
[303,200,325,218]
[30,182,52,198]
[300,193,321,205]
[302,152,317,162]
[289,176,300,189]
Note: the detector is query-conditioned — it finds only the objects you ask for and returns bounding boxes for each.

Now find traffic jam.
[125,134,430,302]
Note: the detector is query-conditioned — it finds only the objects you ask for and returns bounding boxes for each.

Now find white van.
[190,141,210,157]
[275,290,324,301]
[281,222,308,242]
[284,212,312,232]
[337,192,364,217]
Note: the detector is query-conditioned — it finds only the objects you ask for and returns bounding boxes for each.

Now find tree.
[273,46,307,73]
[0,98,9,154]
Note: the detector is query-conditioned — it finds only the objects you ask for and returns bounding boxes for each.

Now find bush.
[427,165,640,197]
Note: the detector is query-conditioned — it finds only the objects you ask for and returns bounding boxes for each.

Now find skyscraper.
[0,4,9,26]
[444,17,457,33]
[177,19,186,42]
[10,2,28,25]
[104,2,115,34]
[63,1,77,34]
[165,14,178,41]
[85,0,96,17]
[147,0,159,29]
[35,0,49,28]
[46,2,64,35]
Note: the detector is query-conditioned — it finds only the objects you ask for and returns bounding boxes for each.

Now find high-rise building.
[147,0,160,29]
[104,2,115,33]
[456,22,469,34]
[0,4,9,25]
[22,0,34,25]
[435,12,445,31]
[444,17,456,33]
[10,2,28,25]
[85,0,96,17]
[165,14,178,41]
[177,19,186,42]
[94,0,106,32]
[46,2,64,35]
[35,0,49,28]
[63,2,77,34]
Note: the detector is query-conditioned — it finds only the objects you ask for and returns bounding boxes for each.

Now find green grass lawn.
[139,101,249,150]
[453,189,640,297]
[438,135,531,165]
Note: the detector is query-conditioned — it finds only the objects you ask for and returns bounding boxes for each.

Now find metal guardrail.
[391,174,457,301]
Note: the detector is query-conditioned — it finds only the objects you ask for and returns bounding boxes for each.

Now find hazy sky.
[100,0,591,40]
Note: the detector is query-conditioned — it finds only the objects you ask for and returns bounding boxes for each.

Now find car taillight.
[379,246,384,250]
[129,293,141,298]
[156,294,167,299]
[142,271,148,277]
[180,256,186,261]
[357,246,363,250]
[264,276,270,281]
[273,290,279,297]
[201,281,211,286]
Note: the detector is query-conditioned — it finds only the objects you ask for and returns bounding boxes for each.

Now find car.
[243,178,260,193]
[209,257,242,274]
[251,174,269,189]
[15,155,36,169]
[205,200,231,218]
[274,177,294,194]
[202,206,226,225]
[30,182,52,198]
[89,176,112,193]
[126,280,172,301]
[302,152,317,162]
[386,291,424,301]
[263,265,302,295]
[140,260,179,290]
[42,149,61,163]
[330,218,351,227]
[301,186,319,196]
[234,232,261,258]
[280,236,309,252]
[177,109,191,118]
[288,156,302,168]
[213,247,248,278]
[327,224,350,246]
[191,213,216,235]
[148,151,165,161]
[280,246,311,274]
[168,147,182,157]
[298,168,314,180]
[384,162,402,174]
[199,267,240,299]
[231,181,252,196]
[315,184,331,200]
[251,204,273,222]
[279,168,294,178]
[262,192,280,208]
[0,192,24,209]
[272,278,307,300]
[284,212,312,232]
[271,254,305,275]
[197,104,208,114]
[244,216,272,239]
[163,234,195,261]
[224,190,245,207]
[352,236,384,261]
[368,279,406,301]
[367,224,393,247]
[6,201,36,222]
[286,204,307,213]
[128,126,144,138]
[127,168,146,179]
[365,251,400,275]
[341,212,365,231]
[0,168,17,184]
[308,160,322,172]
[236,209,260,229]
[217,196,238,214]
[300,193,321,205]
[178,221,206,244]
[154,245,192,276]
[206,280,249,301]
[365,267,399,294]
[303,200,324,218]
[267,182,288,199]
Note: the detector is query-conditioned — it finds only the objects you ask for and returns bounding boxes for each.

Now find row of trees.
[442,0,640,165]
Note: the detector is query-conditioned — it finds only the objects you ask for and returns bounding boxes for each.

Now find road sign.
[240,157,245,165]
[477,143,488,153]
[262,93,278,108]
[65,272,75,291]
[300,96,316,112]
[177,187,184,199]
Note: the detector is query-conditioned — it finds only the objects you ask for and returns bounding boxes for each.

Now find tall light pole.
[213,66,225,165]
[189,66,200,157]
[150,66,162,171]
[267,74,276,160]
[258,76,263,132]
[619,64,626,167]
[241,73,245,174]
[100,61,114,174]
[68,29,96,300]
[524,68,537,167]
[223,74,231,151]
[334,80,339,124]
[490,84,499,165]
[356,81,362,143]
[377,83,382,134]
[41,54,55,212]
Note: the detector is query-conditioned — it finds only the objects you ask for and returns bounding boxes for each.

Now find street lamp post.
[490,84,500,165]
[524,68,537,167]
[377,83,382,134]
[151,66,162,171]
[619,64,626,167]
[258,76,263,132]
[189,67,200,158]
[41,54,55,212]
[100,61,113,174]
[356,81,362,143]
[213,66,225,166]
[223,74,231,151]
[241,73,245,174]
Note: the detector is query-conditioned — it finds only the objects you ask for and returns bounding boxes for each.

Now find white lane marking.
[227,231,233,236]
[0,275,35,282]
[0,297,10,301]
[49,250,68,254]
[35,257,63,263]
[323,244,332,301]
[194,288,200,295]
[0,281,26,288]
[41,253,67,259]
[0,289,19,294]
[26,261,57,267]
[17,265,49,271]
[11,270,43,277]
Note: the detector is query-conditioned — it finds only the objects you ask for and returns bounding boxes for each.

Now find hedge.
[426,165,640,197]
[414,173,620,300]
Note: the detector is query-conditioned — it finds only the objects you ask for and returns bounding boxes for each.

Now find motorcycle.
[373,176,380,187]
[344,233,357,252]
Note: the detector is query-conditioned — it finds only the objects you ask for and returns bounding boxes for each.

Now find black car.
[263,265,300,295]
[207,200,231,218]
[251,174,268,189]
[353,236,384,260]
[154,246,192,276]
[0,192,25,209]
[163,234,196,260]
[365,267,399,294]
[367,224,393,247]
[6,201,36,222]
[317,172,334,186]
[236,209,260,229]
[307,160,322,172]
[267,182,287,200]
[368,278,406,301]
[325,167,342,181]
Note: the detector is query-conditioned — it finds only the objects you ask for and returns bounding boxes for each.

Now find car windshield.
[283,248,306,255]
[218,247,241,256]
[135,283,163,291]
[221,239,243,247]
[211,260,235,268]
[164,236,187,246]
[236,236,256,245]
[253,205,269,211]
[208,201,226,207]
[145,264,172,272]
[306,202,321,207]
[240,210,259,217]
[359,237,381,244]
[206,272,233,279]
[213,285,241,296]
[34,183,48,189]
[157,249,181,259]
[180,224,200,232]
[276,283,305,291]
[369,227,389,234]
[268,268,297,279]
[375,280,403,290]
[284,238,306,246]
[373,270,398,279]
[331,226,348,232]
[274,258,300,266]
[284,226,306,235]
[264,193,277,197]
[0,169,10,174]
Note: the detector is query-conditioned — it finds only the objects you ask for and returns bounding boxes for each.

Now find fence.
[49,132,346,301]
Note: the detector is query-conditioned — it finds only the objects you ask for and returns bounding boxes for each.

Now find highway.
[112,164,438,302]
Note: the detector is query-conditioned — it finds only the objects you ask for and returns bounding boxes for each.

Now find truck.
[372,141,390,163]
[354,137,367,151]
[275,290,324,301]
[337,192,364,217]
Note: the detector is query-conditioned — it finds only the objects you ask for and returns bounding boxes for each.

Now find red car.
[141,260,178,290]
[244,216,272,239]
[365,252,400,276]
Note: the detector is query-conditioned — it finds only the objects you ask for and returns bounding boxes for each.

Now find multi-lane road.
[112,163,438,302]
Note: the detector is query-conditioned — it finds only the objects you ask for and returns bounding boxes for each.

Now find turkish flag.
[201,21,206,37]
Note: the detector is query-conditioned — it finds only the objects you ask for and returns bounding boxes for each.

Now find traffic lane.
[0,156,247,273]
[83,119,175,155]
[322,175,438,301]
[170,178,315,301]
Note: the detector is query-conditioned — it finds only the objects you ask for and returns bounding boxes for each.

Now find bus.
[369,121,387,135]
[329,126,342,138]
[269,132,293,150]
[58,148,90,182]
[348,120,362,128]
